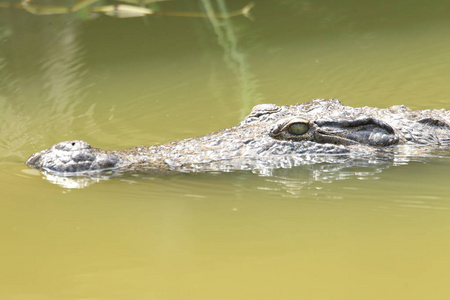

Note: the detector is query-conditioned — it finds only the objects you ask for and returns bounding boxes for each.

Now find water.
[1,0,450,299]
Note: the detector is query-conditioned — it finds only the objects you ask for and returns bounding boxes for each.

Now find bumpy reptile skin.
[26,99,450,176]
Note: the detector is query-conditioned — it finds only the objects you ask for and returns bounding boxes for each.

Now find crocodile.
[26,99,450,177]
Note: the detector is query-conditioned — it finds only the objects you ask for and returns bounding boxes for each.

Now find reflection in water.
[201,0,262,117]
[41,171,108,189]
[38,19,93,123]
[34,155,450,215]
[0,14,93,160]
[0,26,14,93]
[32,159,388,189]
[34,155,415,190]
[0,25,28,160]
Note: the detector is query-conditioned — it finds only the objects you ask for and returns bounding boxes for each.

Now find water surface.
[1,0,450,299]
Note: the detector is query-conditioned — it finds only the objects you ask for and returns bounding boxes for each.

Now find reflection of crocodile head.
[26,99,450,176]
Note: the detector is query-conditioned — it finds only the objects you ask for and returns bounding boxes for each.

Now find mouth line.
[314,117,396,134]
[314,131,360,146]
[311,117,399,147]
[314,128,398,147]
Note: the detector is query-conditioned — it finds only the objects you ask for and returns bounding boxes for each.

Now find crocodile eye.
[288,123,309,135]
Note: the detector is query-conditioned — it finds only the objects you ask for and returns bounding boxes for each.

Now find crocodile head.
[26,99,449,176]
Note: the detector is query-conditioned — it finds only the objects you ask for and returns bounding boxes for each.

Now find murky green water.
[1,0,450,299]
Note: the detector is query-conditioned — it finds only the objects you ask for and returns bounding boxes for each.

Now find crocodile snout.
[26,141,119,175]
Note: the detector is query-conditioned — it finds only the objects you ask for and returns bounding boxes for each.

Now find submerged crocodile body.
[26,99,450,176]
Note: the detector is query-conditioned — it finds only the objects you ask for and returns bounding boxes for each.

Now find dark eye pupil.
[288,123,309,135]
